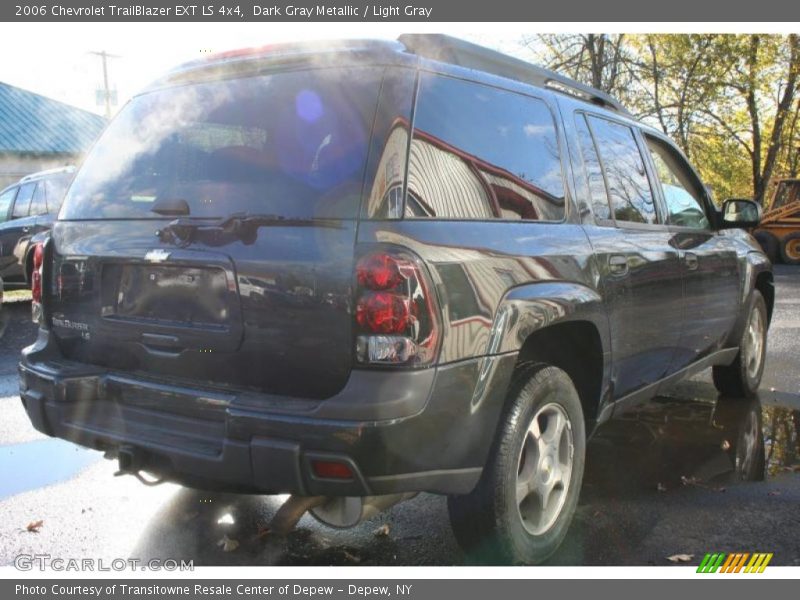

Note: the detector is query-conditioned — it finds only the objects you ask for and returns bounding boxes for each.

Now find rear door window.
[45,177,70,214]
[575,114,611,221]
[12,183,35,219]
[586,115,658,225]
[407,73,566,221]
[29,183,47,216]
[0,187,17,222]
[61,68,384,220]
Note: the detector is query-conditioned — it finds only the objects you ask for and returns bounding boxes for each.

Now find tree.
[702,35,800,204]
[518,34,800,204]
[522,34,631,95]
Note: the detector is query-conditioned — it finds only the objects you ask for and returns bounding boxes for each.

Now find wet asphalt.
[0,267,798,567]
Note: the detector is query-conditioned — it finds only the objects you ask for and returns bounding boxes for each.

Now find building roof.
[0,82,106,155]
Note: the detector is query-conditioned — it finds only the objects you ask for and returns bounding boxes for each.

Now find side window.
[45,178,70,214]
[586,116,657,225]
[11,183,35,219]
[574,114,611,221]
[29,183,47,216]
[0,187,17,223]
[646,138,710,229]
[407,74,566,221]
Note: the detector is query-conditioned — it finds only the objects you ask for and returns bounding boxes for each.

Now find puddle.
[0,438,101,501]
[584,381,800,494]
[763,405,800,475]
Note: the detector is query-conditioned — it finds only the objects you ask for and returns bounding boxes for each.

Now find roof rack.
[19,165,76,182]
[398,34,631,117]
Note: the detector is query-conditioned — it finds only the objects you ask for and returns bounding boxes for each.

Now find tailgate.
[48,220,357,399]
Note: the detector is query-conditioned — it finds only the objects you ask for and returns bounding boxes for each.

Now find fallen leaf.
[217,535,239,552]
[343,550,361,563]
[657,483,667,492]
[255,525,271,540]
[681,476,700,486]
[667,554,694,563]
[768,490,782,496]
[26,520,44,533]
[374,524,390,537]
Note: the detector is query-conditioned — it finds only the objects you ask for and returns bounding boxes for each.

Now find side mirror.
[719,198,762,229]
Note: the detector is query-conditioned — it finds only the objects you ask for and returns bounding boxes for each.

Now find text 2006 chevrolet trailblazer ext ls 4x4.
[19,35,773,564]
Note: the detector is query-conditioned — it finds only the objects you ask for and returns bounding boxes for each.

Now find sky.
[0,23,528,117]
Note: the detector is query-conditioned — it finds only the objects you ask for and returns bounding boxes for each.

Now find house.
[0,82,106,189]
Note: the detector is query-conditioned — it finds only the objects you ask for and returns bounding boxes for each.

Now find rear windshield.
[60,68,383,220]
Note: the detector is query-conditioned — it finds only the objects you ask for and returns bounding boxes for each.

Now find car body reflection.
[584,380,800,496]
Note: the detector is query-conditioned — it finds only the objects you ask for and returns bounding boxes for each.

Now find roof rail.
[398,34,632,117]
[19,165,76,182]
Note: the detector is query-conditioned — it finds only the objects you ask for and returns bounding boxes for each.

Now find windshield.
[60,67,383,220]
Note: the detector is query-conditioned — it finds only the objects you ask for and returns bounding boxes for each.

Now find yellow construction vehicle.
[753,178,800,264]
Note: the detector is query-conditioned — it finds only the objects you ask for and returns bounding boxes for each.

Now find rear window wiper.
[156,212,342,246]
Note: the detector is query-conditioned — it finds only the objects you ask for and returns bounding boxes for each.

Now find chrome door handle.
[684,252,699,271]
[22,226,30,233]
[609,255,629,276]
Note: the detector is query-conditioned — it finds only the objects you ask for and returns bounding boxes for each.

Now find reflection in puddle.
[0,438,101,501]
[586,380,800,495]
[763,406,800,475]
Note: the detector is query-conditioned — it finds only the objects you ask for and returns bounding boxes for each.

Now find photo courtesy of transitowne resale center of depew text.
[0,0,800,597]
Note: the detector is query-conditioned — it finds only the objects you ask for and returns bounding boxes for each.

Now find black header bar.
[3,0,800,22]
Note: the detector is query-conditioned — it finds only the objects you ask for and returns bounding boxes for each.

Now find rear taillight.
[31,242,44,323]
[354,248,440,366]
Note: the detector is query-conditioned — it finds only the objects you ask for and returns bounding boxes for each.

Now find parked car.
[0,275,5,338]
[19,35,773,564]
[0,166,74,289]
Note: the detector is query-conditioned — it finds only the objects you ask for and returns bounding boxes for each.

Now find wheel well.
[515,320,604,424]
[755,271,774,324]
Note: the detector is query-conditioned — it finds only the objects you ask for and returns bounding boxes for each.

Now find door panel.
[669,231,740,370]
[575,113,685,400]
[586,225,684,399]
[642,135,741,370]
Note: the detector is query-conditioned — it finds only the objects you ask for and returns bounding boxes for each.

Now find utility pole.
[89,50,120,118]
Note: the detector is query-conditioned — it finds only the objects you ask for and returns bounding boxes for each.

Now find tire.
[779,231,800,265]
[713,291,768,398]
[753,230,779,263]
[733,401,766,481]
[447,363,586,565]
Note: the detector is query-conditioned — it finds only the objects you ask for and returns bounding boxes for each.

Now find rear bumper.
[19,328,517,496]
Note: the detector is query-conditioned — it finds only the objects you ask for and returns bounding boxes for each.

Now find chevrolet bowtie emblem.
[144,249,171,263]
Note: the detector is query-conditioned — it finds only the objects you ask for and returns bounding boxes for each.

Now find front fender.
[727,251,773,347]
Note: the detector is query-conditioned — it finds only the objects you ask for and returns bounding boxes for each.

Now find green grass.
[2,289,32,303]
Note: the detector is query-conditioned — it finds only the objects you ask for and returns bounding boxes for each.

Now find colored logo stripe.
[697,553,773,573]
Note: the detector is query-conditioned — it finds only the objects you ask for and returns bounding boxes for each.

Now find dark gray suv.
[19,35,772,564]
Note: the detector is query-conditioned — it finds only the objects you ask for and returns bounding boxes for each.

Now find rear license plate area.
[102,263,230,329]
